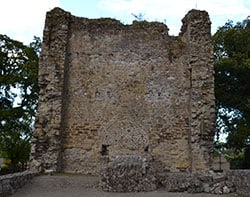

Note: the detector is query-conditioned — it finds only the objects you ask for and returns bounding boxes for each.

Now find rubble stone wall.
[227,170,250,196]
[30,8,215,175]
[0,171,36,196]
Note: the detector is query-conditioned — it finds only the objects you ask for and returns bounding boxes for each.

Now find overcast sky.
[0,0,250,44]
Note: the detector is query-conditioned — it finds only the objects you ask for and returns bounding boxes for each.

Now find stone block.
[100,155,157,192]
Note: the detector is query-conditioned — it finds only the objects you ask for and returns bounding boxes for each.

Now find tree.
[0,35,40,171]
[213,17,250,153]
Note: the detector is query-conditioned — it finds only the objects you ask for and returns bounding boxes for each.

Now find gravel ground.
[12,175,239,197]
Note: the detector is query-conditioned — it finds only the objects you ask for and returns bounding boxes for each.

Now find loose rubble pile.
[100,155,236,194]
[159,171,236,194]
[100,155,157,192]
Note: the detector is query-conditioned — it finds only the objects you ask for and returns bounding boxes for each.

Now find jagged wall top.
[30,7,214,174]
[45,7,211,36]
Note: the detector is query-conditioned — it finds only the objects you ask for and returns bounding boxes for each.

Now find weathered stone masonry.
[30,7,215,175]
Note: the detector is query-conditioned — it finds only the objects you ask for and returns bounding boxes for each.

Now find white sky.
[0,0,250,44]
[0,0,59,44]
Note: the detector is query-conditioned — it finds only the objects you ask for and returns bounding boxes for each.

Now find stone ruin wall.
[29,8,215,175]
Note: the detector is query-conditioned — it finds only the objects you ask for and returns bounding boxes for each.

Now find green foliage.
[213,17,250,152]
[0,34,40,171]
[230,148,250,169]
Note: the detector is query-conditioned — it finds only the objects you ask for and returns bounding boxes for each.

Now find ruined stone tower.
[30,7,215,175]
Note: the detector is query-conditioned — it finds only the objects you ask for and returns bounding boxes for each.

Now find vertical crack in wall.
[58,11,72,172]
[188,66,193,172]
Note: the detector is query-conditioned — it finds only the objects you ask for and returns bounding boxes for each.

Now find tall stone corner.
[180,9,215,172]
[29,7,72,173]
